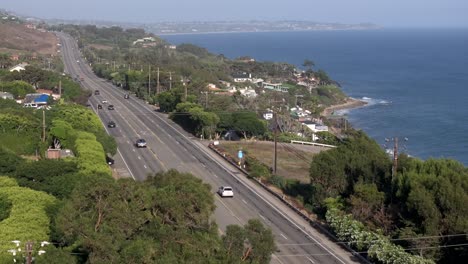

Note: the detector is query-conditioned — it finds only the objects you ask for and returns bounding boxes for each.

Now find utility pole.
[184,83,187,101]
[392,137,398,180]
[26,241,33,264]
[42,109,46,142]
[169,71,173,90]
[148,65,151,96]
[156,67,160,94]
[59,79,62,98]
[201,91,209,108]
[273,111,278,175]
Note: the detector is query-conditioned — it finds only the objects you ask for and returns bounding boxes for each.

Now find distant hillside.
[0,22,58,55]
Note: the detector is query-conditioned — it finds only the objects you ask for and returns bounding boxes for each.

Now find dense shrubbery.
[0,177,56,263]
[306,131,468,263]
[74,131,111,177]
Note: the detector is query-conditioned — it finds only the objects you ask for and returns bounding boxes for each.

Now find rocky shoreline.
[321,97,367,117]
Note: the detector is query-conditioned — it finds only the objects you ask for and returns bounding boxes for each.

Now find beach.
[321,97,367,117]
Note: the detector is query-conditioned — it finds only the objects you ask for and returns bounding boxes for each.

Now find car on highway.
[217,186,234,197]
[107,121,116,128]
[124,94,129,99]
[102,100,108,104]
[94,90,100,95]
[97,104,102,109]
[107,105,115,110]
[135,139,147,148]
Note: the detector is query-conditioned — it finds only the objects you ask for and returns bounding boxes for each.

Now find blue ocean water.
[163,29,468,165]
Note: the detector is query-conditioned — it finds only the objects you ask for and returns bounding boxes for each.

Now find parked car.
[106,155,115,165]
[107,121,116,128]
[107,105,114,110]
[135,139,147,148]
[217,186,234,197]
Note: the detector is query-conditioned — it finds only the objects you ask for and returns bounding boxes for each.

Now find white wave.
[360,96,391,106]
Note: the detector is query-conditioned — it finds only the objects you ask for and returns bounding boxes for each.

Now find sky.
[2,0,468,27]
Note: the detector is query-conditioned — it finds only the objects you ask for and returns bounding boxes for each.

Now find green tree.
[232,112,266,139]
[222,219,276,264]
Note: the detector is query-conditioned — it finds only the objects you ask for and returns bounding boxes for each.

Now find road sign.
[238,150,243,159]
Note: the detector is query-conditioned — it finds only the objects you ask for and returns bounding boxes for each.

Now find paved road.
[57,32,363,264]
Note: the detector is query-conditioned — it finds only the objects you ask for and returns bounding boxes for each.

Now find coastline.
[321,97,367,117]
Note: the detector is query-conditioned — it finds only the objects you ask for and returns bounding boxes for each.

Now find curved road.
[57,32,363,264]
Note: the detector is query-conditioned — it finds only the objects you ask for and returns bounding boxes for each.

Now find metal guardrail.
[290,140,337,148]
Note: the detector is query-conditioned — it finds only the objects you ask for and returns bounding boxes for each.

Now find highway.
[57,32,362,264]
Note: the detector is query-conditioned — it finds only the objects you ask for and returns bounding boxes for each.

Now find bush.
[325,201,434,264]
[0,180,56,262]
[269,174,286,189]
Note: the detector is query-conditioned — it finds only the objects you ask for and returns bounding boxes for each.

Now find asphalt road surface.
[57,32,364,264]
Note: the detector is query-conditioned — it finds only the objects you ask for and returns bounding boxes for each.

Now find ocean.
[163,29,468,165]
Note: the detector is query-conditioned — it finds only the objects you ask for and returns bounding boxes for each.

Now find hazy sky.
[2,0,467,27]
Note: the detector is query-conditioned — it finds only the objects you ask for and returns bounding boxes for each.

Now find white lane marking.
[144,165,147,169]
[126,140,130,144]
[132,149,135,152]
[242,199,248,205]
[280,233,288,240]
[259,214,266,220]
[213,174,218,178]
[272,254,285,264]
[307,257,315,263]
[192,155,196,159]
[137,156,141,160]
[176,141,180,144]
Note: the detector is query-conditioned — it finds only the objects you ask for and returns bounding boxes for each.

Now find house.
[301,121,329,133]
[9,62,28,72]
[10,54,19,61]
[23,93,50,107]
[232,72,252,83]
[0,92,14,100]
[132,37,156,45]
[262,82,288,92]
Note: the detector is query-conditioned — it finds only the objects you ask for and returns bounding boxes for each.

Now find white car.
[218,186,234,197]
[101,100,108,104]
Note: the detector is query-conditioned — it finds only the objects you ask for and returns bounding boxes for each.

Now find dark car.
[107,105,115,110]
[124,94,129,99]
[94,90,100,95]
[106,155,115,165]
[97,104,102,109]
[107,121,116,128]
[135,139,147,148]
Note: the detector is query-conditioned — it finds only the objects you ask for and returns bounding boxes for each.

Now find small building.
[9,62,28,72]
[263,82,288,92]
[302,121,329,133]
[0,92,14,100]
[232,72,252,83]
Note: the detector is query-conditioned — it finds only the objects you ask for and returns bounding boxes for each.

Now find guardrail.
[290,140,337,148]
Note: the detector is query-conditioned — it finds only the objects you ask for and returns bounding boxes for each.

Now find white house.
[9,62,28,72]
[232,72,252,83]
[302,122,329,133]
